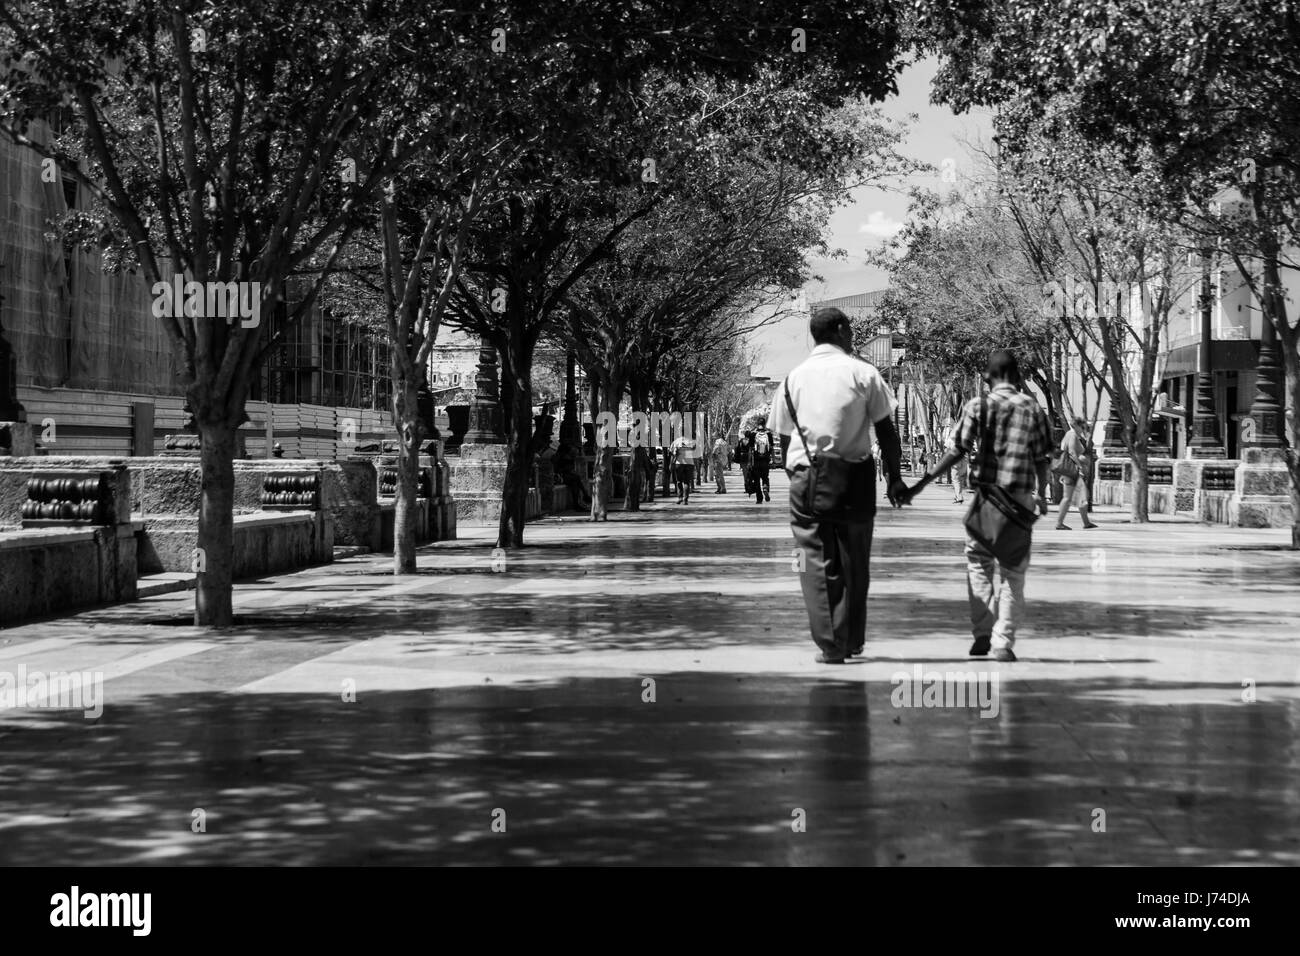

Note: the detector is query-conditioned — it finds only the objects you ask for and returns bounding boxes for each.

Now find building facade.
[0,132,392,456]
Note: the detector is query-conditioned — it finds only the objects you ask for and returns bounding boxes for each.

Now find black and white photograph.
[0,0,1293,930]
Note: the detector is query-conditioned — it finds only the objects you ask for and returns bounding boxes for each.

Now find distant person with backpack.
[750,424,774,503]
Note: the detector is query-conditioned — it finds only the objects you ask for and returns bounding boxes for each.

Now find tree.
[917,0,1300,543]
[0,0,450,622]
[559,79,912,517]
[443,1,910,547]
[867,183,1065,425]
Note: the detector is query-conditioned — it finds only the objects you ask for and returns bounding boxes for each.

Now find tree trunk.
[1130,449,1149,524]
[497,344,534,548]
[627,446,644,511]
[590,382,621,521]
[626,380,648,511]
[392,373,421,574]
[195,419,238,626]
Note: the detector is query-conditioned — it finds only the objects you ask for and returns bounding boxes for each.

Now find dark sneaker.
[815,652,847,665]
[993,647,1018,662]
[1055,523,1072,530]
[969,637,991,656]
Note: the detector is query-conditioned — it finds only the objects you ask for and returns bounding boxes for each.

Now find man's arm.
[779,434,792,472]
[874,415,910,506]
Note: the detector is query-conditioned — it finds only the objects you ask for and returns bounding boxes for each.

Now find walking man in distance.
[750,423,774,503]
[769,307,908,665]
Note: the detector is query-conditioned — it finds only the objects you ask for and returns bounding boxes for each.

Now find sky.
[749,59,993,379]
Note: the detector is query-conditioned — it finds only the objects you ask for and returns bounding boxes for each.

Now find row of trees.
[911,0,1300,542]
[870,141,1203,522]
[1,0,912,623]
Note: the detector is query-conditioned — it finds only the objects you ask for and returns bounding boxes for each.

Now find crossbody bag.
[963,397,1038,565]
[782,385,875,521]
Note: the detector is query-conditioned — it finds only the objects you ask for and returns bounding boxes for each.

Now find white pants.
[965,489,1035,649]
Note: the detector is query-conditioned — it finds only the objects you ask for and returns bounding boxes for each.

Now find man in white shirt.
[669,434,698,504]
[769,307,908,664]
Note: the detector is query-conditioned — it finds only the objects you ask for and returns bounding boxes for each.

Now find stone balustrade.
[1093,448,1294,528]
[0,454,459,624]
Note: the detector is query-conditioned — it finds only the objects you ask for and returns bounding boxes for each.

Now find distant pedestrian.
[750,424,774,503]
[641,444,658,503]
[900,350,1051,662]
[769,307,908,665]
[1054,416,1098,530]
[944,417,967,503]
[739,430,756,495]
[711,436,730,493]
[553,442,591,511]
[670,434,698,504]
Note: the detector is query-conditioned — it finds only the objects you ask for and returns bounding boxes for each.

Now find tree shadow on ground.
[0,673,1296,866]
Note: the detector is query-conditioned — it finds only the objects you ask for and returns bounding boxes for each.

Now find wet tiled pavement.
[0,470,1297,864]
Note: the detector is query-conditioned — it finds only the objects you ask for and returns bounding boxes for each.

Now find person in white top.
[669,434,698,504]
[768,307,908,664]
[710,436,730,493]
[943,416,967,503]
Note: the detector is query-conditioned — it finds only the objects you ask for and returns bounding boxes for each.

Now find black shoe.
[1082,521,1098,529]
[969,637,991,656]
[847,646,864,658]
[764,493,770,501]
[1055,523,1072,530]
[815,652,847,664]
[993,647,1018,662]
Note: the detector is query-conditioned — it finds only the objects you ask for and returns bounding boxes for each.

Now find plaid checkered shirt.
[950,384,1052,498]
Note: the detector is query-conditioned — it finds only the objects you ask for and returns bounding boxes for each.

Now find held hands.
[887,478,912,508]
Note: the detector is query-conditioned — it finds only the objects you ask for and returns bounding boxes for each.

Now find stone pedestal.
[1232,447,1294,528]
[1172,460,1202,514]
[447,443,509,526]
[0,422,34,457]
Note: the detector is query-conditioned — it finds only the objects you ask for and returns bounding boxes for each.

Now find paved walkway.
[1,469,1297,865]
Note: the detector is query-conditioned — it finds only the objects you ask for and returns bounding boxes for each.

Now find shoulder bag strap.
[782,380,817,465]
[976,396,995,485]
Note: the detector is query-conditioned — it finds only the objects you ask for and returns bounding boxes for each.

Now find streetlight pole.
[1187,247,1226,458]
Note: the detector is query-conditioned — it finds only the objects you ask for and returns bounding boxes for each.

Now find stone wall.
[0,525,137,624]
[1095,453,1294,528]
[0,453,459,624]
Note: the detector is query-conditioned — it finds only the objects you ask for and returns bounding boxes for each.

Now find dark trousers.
[789,467,875,656]
[752,465,770,501]
[674,463,695,500]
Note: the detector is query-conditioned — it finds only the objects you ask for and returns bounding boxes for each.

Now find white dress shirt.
[768,344,897,471]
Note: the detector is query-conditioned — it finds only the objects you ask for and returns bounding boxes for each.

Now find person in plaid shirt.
[900,351,1051,661]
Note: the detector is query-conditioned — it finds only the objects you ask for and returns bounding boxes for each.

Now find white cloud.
[857,211,904,238]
